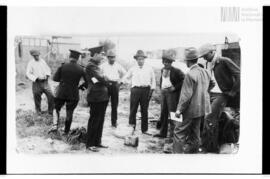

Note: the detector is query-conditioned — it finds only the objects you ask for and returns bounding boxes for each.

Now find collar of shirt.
[189,63,198,70]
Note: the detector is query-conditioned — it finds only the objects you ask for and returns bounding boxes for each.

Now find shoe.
[142,131,152,136]
[111,124,117,128]
[153,134,166,138]
[86,146,99,152]
[96,144,109,148]
[48,125,58,133]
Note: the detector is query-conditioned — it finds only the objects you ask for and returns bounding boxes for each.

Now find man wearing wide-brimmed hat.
[85,54,110,152]
[26,49,54,116]
[100,50,127,128]
[173,47,214,153]
[51,50,88,134]
[121,50,156,134]
[153,50,185,151]
[199,43,240,153]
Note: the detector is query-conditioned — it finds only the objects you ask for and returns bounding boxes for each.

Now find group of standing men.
[26,42,240,153]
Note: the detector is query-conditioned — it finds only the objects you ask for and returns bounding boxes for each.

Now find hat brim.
[199,49,216,57]
[184,56,200,61]
[134,55,147,59]
[162,57,175,62]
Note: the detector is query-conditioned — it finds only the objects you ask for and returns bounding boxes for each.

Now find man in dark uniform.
[50,50,87,134]
[85,54,109,152]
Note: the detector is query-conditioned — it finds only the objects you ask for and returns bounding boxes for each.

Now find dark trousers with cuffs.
[129,86,150,133]
[54,98,79,134]
[86,101,108,148]
[32,80,54,114]
[159,89,179,138]
[173,116,204,153]
[108,81,119,126]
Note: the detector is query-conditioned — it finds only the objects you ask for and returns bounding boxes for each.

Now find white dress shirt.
[26,58,51,82]
[122,64,156,90]
[100,62,127,81]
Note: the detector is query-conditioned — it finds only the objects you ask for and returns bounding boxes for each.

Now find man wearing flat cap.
[121,50,156,134]
[173,47,214,153]
[51,50,87,134]
[85,54,110,152]
[154,50,185,151]
[199,43,240,153]
[26,49,54,115]
[100,50,127,128]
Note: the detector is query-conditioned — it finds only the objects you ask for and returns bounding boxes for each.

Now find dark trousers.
[129,87,150,133]
[159,89,179,138]
[32,80,54,114]
[86,101,108,148]
[54,98,79,134]
[108,81,119,126]
[173,116,204,153]
[201,93,228,152]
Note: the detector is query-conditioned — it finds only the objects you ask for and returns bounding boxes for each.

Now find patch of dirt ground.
[16,80,166,154]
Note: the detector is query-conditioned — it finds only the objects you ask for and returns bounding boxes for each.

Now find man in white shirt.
[26,49,54,115]
[121,50,156,134]
[100,50,127,127]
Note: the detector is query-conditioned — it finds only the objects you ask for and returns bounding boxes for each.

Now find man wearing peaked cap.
[50,49,88,134]
[154,50,185,153]
[85,53,110,151]
[26,49,54,116]
[121,50,156,134]
[100,50,127,128]
[88,46,104,57]
[173,47,214,153]
[199,43,240,153]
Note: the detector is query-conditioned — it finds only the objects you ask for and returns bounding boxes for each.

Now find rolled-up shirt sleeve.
[26,61,37,82]
[42,59,51,76]
[121,68,132,83]
[118,64,127,78]
[150,67,156,90]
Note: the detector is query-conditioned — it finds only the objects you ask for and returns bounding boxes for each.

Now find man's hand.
[168,86,176,92]
[148,89,154,101]
[175,110,181,118]
[226,91,236,98]
[117,81,124,89]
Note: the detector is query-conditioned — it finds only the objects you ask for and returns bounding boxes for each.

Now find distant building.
[15,36,81,81]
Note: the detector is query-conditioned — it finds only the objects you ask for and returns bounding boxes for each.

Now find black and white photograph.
[14,33,241,155]
[6,5,262,174]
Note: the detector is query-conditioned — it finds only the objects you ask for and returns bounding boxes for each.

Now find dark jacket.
[85,61,109,103]
[160,66,185,92]
[53,61,87,101]
[212,56,240,95]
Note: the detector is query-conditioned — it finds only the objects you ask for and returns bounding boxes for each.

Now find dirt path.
[16,81,166,154]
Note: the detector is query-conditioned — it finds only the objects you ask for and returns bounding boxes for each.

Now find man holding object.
[173,47,214,153]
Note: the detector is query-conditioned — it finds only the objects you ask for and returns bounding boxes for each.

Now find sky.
[9,7,240,60]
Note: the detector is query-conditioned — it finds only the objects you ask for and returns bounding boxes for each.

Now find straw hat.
[199,43,215,57]
[162,49,176,62]
[184,47,200,61]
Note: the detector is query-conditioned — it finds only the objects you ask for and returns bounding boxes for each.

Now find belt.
[35,79,47,83]
[133,86,150,89]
